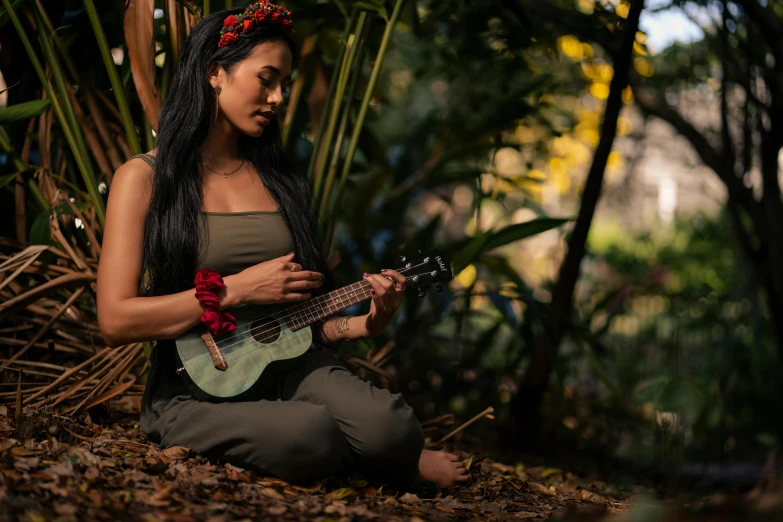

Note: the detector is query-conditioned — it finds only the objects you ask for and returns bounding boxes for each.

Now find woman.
[96,2,469,489]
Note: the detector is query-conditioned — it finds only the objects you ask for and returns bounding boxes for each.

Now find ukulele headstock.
[396,249,453,298]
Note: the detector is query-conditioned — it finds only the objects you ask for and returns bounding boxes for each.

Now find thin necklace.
[200,157,245,178]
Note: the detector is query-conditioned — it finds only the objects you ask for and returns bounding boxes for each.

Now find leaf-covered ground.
[1,405,781,521]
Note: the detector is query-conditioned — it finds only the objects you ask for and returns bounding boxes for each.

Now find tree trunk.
[504,0,646,449]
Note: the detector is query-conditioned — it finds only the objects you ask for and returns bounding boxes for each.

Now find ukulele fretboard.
[285,280,374,330]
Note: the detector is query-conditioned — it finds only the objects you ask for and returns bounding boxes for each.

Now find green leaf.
[449,218,571,275]
[482,217,572,253]
[451,231,491,275]
[0,99,51,125]
[29,210,52,246]
[0,173,18,189]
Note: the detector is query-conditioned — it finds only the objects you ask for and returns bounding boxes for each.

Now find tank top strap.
[129,153,155,169]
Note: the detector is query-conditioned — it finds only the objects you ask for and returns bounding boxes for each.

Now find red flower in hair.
[217,1,295,48]
[218,31,239,48]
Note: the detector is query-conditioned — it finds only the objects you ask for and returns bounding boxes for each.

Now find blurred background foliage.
[1,0,781,486]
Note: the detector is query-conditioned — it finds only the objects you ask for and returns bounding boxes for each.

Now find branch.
[631,81,765,230]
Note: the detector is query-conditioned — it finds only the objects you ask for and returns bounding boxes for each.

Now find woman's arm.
[96,157,245,348]
[312,315,367,346]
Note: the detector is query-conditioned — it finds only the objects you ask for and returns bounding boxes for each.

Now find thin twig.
[434,406,495,446]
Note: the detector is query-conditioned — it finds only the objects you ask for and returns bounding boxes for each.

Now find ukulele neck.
[284,280,374,330]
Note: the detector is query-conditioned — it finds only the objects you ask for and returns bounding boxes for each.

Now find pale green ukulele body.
[174,304,312,402]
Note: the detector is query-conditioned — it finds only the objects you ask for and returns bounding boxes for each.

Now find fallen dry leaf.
[260,487,285,500]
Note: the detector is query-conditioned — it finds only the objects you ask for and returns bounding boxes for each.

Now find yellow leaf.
[325,487,359,500]
[540,468,563,479]
[589,82,610,100]
[634,57,653,77]
[597,63,614,82]
[582,43,594,58]
[557,35,584,61]
[576,0,594,14]
[454,264,477,288]
[622,85,634,104]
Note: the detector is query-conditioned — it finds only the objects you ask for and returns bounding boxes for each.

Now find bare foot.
[418,449,471,488]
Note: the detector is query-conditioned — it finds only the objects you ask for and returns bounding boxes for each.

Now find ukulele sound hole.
[250,316,281,344]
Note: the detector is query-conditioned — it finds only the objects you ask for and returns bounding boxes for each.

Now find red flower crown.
[218,0,295,48]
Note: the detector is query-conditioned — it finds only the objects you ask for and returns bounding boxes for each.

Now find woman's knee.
[355,394,424,461]
[267,404,346,479]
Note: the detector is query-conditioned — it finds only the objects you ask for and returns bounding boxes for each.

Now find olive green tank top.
[130,153,295,275]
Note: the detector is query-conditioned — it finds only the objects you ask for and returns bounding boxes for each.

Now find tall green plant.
[322,0,406,254]
[2,0,106,225]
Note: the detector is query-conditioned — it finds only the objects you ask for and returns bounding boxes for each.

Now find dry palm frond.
[0,198,146,417]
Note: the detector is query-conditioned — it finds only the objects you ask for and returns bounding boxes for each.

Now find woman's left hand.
[360,269,407,338]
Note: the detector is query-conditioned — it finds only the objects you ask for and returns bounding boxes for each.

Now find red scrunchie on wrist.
[194,268,237,335]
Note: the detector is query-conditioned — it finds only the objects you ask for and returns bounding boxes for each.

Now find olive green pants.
[143,346,424,484]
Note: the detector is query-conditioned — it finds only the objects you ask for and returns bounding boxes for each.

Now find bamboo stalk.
[314,10,366,204]
[32,8,106,224]
[82,0,141,155]
[324,0,407,253]
[281,33,319,146]
[318,19,369,223]
[308,9,356,191]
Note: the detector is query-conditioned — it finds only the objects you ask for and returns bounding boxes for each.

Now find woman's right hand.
[227,251,324,306]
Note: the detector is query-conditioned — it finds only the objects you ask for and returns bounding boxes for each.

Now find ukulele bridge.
[200,331,228,370]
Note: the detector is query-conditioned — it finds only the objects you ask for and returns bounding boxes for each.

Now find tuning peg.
[434,283,444,293]
[417,287,427,298]
[399,255,407,263]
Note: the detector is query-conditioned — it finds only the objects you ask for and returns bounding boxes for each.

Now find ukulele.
[173,250,453,402]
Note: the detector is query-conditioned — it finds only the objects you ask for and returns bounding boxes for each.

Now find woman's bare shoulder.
[108,149,158,214]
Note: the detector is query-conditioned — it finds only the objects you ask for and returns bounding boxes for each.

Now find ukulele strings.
[215,263,428,351]
[214,268,424,351]
[214,261,433,351]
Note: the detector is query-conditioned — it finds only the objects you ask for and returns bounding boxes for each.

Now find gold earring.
[214,86,222,124]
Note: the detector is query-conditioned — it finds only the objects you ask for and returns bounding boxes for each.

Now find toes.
[446,452,459,462]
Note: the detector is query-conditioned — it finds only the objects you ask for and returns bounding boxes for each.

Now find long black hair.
[139,7,337,301]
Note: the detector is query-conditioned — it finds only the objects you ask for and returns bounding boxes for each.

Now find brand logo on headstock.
[435,255,447,272]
